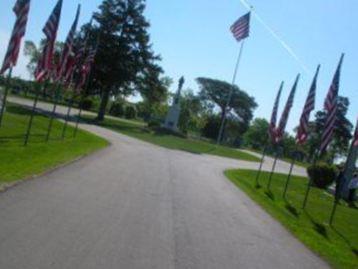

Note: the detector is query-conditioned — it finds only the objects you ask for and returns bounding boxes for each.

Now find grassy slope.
[0,105,109,185]
[83,115,260,162]
[225,169,358,269]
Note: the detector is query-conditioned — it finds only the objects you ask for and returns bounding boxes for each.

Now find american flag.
[230,12,250,43]
[35,0,63,82]
[63,52,76,87]
[76,41,98,91]
[269,82,283,143]
[57,4,81,81]
[319,54,344,153]
[353,118,358,147]
[276,74,300,142]
[296,65,320,145]
[0,0,31,75]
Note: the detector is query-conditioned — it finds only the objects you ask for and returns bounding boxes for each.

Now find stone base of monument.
[163,104,180,132]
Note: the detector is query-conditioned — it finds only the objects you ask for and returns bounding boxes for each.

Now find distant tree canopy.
[23,40,63,78]
[196,77,257,141]
[243,118,269,150]
[81,0,165,121]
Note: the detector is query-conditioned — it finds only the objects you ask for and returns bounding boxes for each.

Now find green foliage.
[196,77,257,141]
[201,114,221,140]
[307,163,337,189]
[243,118,269,149]
[81,0,163,121]
[80,96,100,111]
[125,105,137,119]
[147,119,162,129]
[109,100,125,117]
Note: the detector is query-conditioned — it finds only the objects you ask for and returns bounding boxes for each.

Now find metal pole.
[329,197,339,226]
[24,88,40,146]
[255,145,267,187]
[45,83,61,142]
[217,41,245,144]
[267,150,279,190]
[0,67,13,127]
[283,156,296,199]
[302,151,318,209]
[61,93,75,139]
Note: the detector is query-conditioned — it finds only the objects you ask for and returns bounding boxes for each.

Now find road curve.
[0,97,328,269]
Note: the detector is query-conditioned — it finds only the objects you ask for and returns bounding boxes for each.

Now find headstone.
[163,76,185,132]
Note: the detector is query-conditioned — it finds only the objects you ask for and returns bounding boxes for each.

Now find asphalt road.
[0,97,328,269]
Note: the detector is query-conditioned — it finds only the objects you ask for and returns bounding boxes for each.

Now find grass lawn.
[225,169,358,269]
[82,115,260,162]
[0,104,109,187]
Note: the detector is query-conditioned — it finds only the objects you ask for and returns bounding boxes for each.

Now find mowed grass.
[0,104,109,185]
[82,115,260,162]
[225,169,358,269]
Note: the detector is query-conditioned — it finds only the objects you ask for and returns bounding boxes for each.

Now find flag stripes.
[353,118,358,147]
[269,82,283,143]
[35,0,63,82]
[296,65,320,145]
[0,0,31,74]
[276,74,300,142]
[319,54,344,153]
[57,4,81,81]
[77,40,98,91]
[230,12,250,43]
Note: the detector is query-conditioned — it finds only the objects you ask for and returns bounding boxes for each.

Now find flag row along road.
[0,97,327,269]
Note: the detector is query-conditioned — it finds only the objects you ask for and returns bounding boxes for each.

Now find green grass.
[0,104,109,186]
[82,115,260,162]
[225,169,358,269]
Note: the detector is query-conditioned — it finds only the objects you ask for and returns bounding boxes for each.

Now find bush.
[125,105,137,119]
[147,119,161,129]
[307,163,337,189]
[109,101,125,117]
[80,97,94,111]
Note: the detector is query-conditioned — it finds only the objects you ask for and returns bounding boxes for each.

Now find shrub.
[80,97,94,111]
[125,105,137,119]
[307,163,337,189]
[147,119,161,129]
[109,101,125,117]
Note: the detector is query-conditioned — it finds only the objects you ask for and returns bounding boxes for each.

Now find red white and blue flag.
[269,82,283,143]
[296,65,320,145]
[319,54,344,153]
[276,74,300,143]
[230,12,250,43]
[35,0,63,82]
[76,40,98,91]
[57,4,81,81]
[0,0,31,74]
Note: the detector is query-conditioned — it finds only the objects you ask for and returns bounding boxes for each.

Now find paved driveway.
[0,97,328,269]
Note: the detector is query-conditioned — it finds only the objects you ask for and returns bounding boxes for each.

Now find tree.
[196,77,257,140]
[305,96,353,162]
[84,0,163,121]
[243,118,269,150]
[178,89,205,134]
[23,40,63,78]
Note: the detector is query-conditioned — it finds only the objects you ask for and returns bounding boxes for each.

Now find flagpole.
[217,41,245,144]
[61,89,75,139]
[283,147,298,199]
[255,145,267,187]
[45,82,62,141]
[267,146,280,191]
[0,67,13,127]
[24,84,41,146]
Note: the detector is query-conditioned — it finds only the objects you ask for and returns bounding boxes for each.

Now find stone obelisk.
[163,76,185,132]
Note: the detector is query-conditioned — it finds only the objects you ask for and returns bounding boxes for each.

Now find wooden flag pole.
[61,90,75,139]
[302,151,319,209]
[24,85,41,146]
[73,93,84,138]
[45,82,62,142]
[217,41,245,144]
[267,148,279,191]
[283,146,299,199]
[0,67,13,127]
[255,145,267,187]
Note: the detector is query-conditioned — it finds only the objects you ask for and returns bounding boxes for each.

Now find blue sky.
[0,0,357,134]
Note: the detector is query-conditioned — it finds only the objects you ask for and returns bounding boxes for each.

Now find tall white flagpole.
[217,41,245,144]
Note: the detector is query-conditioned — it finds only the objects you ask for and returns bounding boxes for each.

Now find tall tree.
[84,0,162,121]
[243,118,269,150]
[196,77,257,139]
[305,96,353,162]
